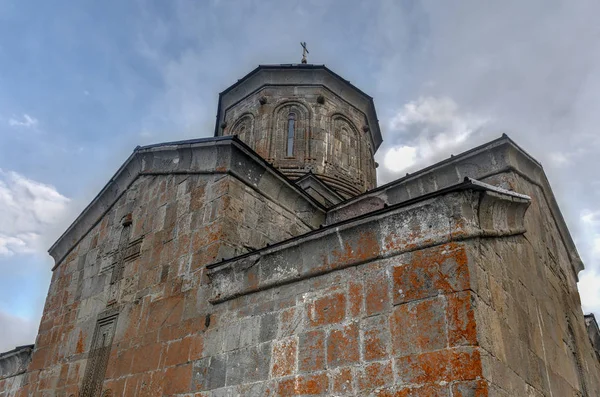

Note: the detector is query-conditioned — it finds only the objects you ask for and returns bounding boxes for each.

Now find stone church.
[1,62,600,396]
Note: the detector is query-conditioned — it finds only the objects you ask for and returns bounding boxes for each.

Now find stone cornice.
[207,178,531,303]
[48,136,326,268]
[0,344,33,380]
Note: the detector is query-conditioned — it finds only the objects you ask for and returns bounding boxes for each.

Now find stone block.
[271,337,297,378]
[363,262,391,316]
[362,314,390,362]
[392,243,470,305]
[259,312,279,343]
[390,296,447,357]
[395,347,482,384]
[357,360,393,392]
[298,330,326,373]
[225,343,271,386]
[192,355,227,391]
[331,366,354,395]
[307,293,346,327]
[276,372,329,396]
[447,291,478,347]
[164,337,191,367]
[163,363,192,395]
[327,322,360,368]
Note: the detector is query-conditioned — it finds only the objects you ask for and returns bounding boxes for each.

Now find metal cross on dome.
[301,42,309,64]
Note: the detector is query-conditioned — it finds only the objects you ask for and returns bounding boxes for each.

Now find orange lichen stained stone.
[392,243,470,305]
[396,347,482,384]
[298,330,326,372]
[331,367,354,395]
[364,263,390,316]
[390,297,447,356]
[277,373,329,396]
[163,363,192,395]
[307,292,346,327]
[348,280,363,317]
[358,360,394,392]
[327,323,360,368]
[447,291,478,347]
[271,337,298,377]
[363,315,389,361]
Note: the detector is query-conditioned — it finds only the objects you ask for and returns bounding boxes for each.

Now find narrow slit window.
[287,112,296,157]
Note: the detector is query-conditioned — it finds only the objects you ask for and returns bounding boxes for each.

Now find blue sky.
[1,0,600,351]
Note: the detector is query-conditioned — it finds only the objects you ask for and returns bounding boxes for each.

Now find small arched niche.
[230,113,256,148]
[330,114,362,178]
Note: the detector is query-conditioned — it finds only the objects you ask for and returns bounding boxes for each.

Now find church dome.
[215,64,382,199]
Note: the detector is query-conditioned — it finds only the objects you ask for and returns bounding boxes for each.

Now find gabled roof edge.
[48,135,326,269]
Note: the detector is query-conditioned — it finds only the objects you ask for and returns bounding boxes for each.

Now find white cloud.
[0,170,70,256]
[8,114,38,128]
[581,209,600,224]
[389,96,463,131]
[548,152,571,167]
[0,310,37,352]
[384,146,417,173]
[577,209,600,314]
[579,271,600,315]
[380,96,488,175]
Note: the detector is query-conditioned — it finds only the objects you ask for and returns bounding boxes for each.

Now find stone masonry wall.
[204,179,600,396]
[203,185,531,396]
[6,135,600,396]
[0,374,26,397]
[0,346,32,397]
[13,170,313,396]
[469,171,600,396]
[323,136,600,395]
[199,242,484,396]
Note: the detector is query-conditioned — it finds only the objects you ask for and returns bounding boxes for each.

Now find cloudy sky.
[1,0,600,352]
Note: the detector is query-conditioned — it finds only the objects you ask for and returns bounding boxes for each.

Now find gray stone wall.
[470,171,600,396]
[220,86,377,198]
[0,345,32,397]
[201,181,528,395]
[12,139,322,396]
[0,373,26,397]
[323,135,600,395]
[4,132,599,396]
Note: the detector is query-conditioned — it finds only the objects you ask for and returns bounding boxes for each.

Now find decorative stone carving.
[80,313,118,397]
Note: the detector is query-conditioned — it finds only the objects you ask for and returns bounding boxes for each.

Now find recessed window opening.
[287,112,296,156]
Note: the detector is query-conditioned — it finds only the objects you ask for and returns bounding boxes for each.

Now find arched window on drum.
[286,112,296,157]
[231,114,254,147]
[332,117,360,175]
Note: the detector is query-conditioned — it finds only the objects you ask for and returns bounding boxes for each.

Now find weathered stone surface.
[326,135,583,278]
[48,137,326,266]
[208,181,530,303]
[3,65,599,397]
[586,314,600,361]
[0,346,32,380]
[216,65,380,198]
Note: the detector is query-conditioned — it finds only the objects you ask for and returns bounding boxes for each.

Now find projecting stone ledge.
[0,345,33,380]
[207,178,530,303]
